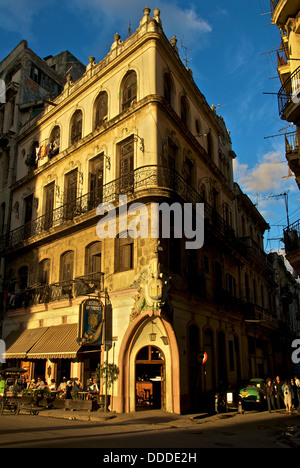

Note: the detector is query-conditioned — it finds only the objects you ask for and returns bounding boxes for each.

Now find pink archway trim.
[114,309,181,414]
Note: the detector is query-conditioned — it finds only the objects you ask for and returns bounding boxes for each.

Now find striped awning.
[5,327,48,359]
[26,323,81,359]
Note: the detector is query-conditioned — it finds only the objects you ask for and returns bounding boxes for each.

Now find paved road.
[0,410,299,449]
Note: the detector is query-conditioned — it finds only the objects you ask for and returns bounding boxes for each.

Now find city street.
[0,409,299,450]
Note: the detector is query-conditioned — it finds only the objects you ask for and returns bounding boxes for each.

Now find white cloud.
[0,0,52,38]
[65,0,212,39]
[233,152,298,222]
[233,151,294,194]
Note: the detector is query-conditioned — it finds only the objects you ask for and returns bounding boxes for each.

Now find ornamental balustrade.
[1,165,239,251]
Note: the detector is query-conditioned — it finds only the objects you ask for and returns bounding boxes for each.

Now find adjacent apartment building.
[0,7,298,413]
[270,0,300,274]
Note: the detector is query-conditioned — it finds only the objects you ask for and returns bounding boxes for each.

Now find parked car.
[239,378,266,410]
[216,378,266,413]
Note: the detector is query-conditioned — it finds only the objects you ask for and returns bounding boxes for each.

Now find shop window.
[121,71,137,111]
[94,91,108,129]
[70,109,82,145]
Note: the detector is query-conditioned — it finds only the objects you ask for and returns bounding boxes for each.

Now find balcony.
[240,236,271,270]
[278,65,300,121]
[285,132,300,184]
[271,0,300,26]
[5,273,104,311]
[1,189,103,251]
[1,165,241,253]
[283,219,300,274]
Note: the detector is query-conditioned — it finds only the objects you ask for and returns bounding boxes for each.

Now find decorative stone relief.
[130,258,171,322]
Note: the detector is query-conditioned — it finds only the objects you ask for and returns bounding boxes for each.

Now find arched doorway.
[135,345,165,411]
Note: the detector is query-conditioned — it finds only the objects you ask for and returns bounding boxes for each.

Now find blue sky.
[1,0,299,256]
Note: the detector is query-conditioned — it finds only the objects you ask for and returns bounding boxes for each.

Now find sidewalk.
[34,406,217,425]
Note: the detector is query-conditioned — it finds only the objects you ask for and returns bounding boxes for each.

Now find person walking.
[264,378,277,413]
[282,380,294,414]
[295,376,300,412]
[273,376,283,410]
[290,378,298,410]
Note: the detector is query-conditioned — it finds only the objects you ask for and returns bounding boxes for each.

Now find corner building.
[1,8,295,413]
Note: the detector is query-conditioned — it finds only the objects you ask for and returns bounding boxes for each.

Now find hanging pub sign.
[78,298,104,345]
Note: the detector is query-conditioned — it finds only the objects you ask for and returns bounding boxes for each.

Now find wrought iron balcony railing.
[284,219,300,253]
[1,189,103,251]
[1,165,241,252]
[5,272,104,310]
[285,132,298,153]
[278,65,300,116]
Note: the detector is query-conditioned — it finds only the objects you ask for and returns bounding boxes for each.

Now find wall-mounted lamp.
[149,332,157,341]
[149,321,157,341]
[161,336,168,345]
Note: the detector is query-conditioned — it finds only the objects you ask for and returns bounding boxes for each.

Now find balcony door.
[119,138,134,193]
[24,194,33,239]
[44,182,55,229]
[64,169,78,220]
[89,156,103,208]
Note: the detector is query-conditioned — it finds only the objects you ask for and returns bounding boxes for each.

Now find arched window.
[207,132,214,159]
[60,251,74,281]
[163,72,174,107]
[49,125,60,158]
[121,71,137,111]
[85,242,102,275]
[18,266,28,290]
[26,141,39,170]
[94,91,108,129]
[70,110,82,145]
[39,259,51,285]
[115,231,134,272]
[180,95,189,127]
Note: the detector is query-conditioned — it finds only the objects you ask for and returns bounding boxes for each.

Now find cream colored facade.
[271,0,300,273]
[1,7,297,414]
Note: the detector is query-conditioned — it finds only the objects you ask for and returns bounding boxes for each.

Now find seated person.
[35,378,45,390]
[72,378,83,392]
[86,378,99,400]
[49,379,57,392]
[27,379,36,390]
